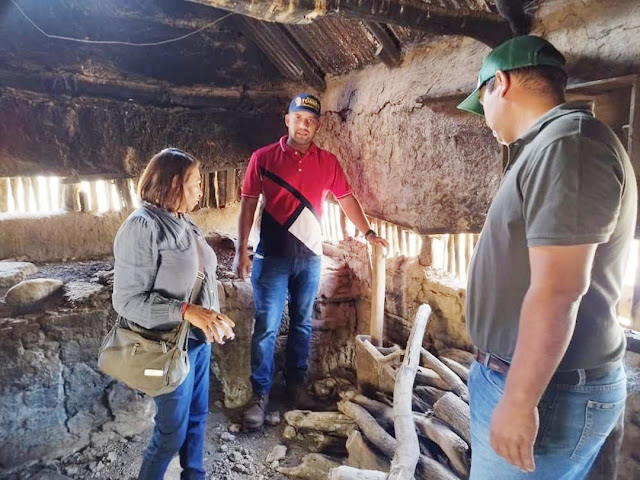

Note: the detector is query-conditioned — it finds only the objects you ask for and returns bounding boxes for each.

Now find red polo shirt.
[242,136,352,256]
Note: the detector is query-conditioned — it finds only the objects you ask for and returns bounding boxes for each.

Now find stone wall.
[0,280,153,472]
[0,204,240,262]
[315,0,640,233]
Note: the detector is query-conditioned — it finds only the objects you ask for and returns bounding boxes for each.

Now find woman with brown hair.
[112,147,235,479]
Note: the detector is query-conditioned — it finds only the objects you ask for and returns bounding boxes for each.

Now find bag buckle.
[132,342,140,356]
[161,342,167,354]
[196,271,205,280]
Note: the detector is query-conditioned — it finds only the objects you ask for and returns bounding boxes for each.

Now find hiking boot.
[286,383,324,411]
[242,394,268,430]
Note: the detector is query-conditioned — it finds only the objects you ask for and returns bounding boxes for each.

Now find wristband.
[181,302,188,318]
[365,229,377,239]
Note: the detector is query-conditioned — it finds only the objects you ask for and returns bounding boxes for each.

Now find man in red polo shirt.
[234,93,388,429]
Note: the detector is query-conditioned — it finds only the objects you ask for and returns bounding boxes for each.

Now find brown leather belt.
[474,349,617,386]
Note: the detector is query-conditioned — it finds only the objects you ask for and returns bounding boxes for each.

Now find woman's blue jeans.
[250,254,322,396]
[469,360,626,480]
[138,339,211,480]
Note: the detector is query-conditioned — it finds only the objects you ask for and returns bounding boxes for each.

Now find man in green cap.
[458,35,636,478]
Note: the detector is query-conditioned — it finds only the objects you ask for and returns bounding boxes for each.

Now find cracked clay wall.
[315,0,640,234]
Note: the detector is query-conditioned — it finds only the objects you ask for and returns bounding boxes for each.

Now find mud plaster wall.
[315,0,640,233]
[0,204,241,262]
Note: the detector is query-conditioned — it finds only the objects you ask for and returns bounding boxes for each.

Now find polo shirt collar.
[279,136,318,156]
[513,100,595,146]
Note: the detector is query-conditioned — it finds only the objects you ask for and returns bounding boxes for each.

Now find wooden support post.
[447,234,456,275]
[79,191,90,212]
[418,235,432,267]
[9,177,20,211]
[0,177,8,212]
[389,304,431,480]
[629,77,640,330]
[49,176,58,211]
[89,181,99,211]
[108,179,117,210]
[32,177,43,212]
[116,178,134,209]
[213,171,220,208]
[218,169,228,207]
[370,244,386,347]
[62,180,81,212]
[340,209,349,240]
[21,177,33,212]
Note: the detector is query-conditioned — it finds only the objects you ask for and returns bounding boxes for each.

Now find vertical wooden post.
[9,177,21,211]
[448,234,456,276]
[62,180,80,212]
[49,176,58,211]
[340,209,349,240]
[217,170,228,208]
[116,178,134,209]
[213,171,220,208]
[418,235,432,267]
[79,191,90,212]
[89,181,99,211]
[225,168,235,207]
[0,178,8,212]
[398,227,407,256]
[21,177,33,212]
[370,244,386,347]
[32,177,43,212]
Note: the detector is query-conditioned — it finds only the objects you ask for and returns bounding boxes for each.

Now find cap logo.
[302,97,319,110]
[295,97,302,106]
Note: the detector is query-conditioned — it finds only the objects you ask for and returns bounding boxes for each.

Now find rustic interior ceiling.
[0,0,536,176]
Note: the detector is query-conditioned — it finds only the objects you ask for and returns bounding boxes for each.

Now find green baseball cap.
[457,35,566,116]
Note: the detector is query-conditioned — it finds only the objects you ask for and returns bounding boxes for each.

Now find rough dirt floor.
[5,386,326,480]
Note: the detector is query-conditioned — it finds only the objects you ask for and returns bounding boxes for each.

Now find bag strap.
[187,225,205,305]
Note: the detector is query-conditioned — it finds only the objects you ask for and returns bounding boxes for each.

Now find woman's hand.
[183,304,236,344]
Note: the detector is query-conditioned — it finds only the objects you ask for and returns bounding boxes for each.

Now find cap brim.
[289,106,321,117]
[457,87,485,116]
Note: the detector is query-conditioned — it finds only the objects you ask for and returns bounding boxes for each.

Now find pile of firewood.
[278,305,473,480]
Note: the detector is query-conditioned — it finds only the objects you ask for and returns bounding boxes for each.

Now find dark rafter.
[234,16,326,89]
[188,0,513,47]
[364,22,402,68]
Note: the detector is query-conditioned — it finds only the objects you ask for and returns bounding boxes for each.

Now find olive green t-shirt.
[466,101,637,371]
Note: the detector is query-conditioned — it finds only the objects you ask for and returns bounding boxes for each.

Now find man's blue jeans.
[138,339,211,480]
[250,254,322,396]
[469,361,626,480]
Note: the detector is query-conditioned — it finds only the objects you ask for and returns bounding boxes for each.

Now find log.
[284,410,358,438]
[337,399,397,458]
[305,431,348,455]
[421,349,469,402]
[277,453,341,479]
[433,393,471,445]
[389,304,431,480]
[342,391,394,430]
[414,386,448,406]
[439,348,475,369]
[412,394,431,414]
[415,454,460,480]
[415,367,452,391]
[413,414,470,478]
[346,430,390,473]
[440,357,469,383]
[330,466,387,480]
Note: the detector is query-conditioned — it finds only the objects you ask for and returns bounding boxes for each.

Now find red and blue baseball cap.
[289,93,321,117]
[457,35,566,116]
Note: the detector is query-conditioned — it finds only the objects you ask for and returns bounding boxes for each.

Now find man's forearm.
[503,288,580,407]
[337,194,371,235]
[236,197,258,253]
